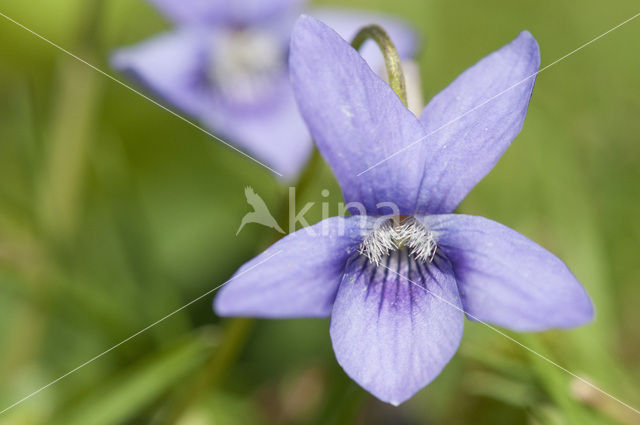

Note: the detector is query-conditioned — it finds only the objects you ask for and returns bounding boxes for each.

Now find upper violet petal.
[308,8,418,70]
[289,16,428,215]
[330,252,463,405]
[148,0,308,26]
[214,216,374,318]
[425,214,594,331]
[416,32,540,214]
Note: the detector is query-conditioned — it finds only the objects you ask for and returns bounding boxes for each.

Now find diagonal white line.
[378,262,640,416]
[0,10,283,177]
[357,11,640,177]
[0,250,283,416]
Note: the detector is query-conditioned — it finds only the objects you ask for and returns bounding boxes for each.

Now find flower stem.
[351,25,408,106]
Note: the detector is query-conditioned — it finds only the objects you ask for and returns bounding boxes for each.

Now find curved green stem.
[351,25,408,106]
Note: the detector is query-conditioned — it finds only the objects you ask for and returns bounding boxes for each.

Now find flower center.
[359,216,437,266]
[209,29,284,106]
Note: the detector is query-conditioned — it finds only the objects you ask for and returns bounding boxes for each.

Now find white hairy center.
[210,29,283,104]
[358,216,437,265]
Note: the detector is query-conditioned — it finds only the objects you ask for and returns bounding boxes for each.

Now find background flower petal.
[111,28,211,117]
[416,31,540,214]
[426,214,594,331]
[214,216,374,318]
[290,16,428,215]
[200,84,313,180]
[330,252,463,405]
[112,30,311,179]
[148,0,307,26]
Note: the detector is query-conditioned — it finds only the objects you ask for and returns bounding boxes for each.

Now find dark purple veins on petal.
[330,249,464,405]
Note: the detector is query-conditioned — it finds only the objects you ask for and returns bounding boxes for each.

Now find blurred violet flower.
[214,16,594,405]
[111,0,417,179]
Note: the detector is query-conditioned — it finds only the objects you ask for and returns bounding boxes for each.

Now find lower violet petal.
[330,251,464,405]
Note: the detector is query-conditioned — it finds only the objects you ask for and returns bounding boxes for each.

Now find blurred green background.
[0,0,639,424]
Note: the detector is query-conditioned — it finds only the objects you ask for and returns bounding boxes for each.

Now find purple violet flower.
[214,16,594,405]
[111,0,417,179]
